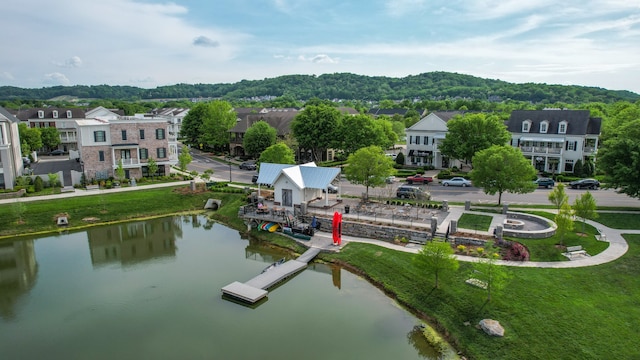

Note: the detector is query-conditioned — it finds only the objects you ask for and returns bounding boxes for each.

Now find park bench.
[596,228,607,242]
[565,245,587,258]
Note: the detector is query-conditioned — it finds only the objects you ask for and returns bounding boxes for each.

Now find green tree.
[573,191,598,233]
[115,159,125,183]
[147,157,158,179]
[473,246,509,302]
[555,202,575,246]
[337,114,393,156]
[40,127,61,151]
[548,183,569,212]
[243,121,277,158]
[34,176,44,192]
[598,119,640,198]
[470,145,537,205]
[259,142,295,165]
[413,242,459,289]
[440,113,511,166]
[178,145,192,172]
[180,102,207,145]
[395,152,405,166]
[344,146,395,200]
[291,105,342,163]
[18,123,42,154]
[199,100,237,150]
[573,159,584,177]
[47,173,59,188]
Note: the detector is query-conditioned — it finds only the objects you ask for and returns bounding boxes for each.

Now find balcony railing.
[583,146,597,153]
[119,158,140,166]
[520,146,562,154]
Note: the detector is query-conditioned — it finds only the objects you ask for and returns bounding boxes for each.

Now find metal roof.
[257,162,340,189]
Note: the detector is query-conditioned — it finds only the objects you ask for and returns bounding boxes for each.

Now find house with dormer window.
[506,110,601,174]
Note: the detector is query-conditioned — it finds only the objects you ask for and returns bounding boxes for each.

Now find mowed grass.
[457,213,493,232]
[0,186,242,238]
[325,235,640,360]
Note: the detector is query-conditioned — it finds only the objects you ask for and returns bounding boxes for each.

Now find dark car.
[251,174,259,183]
[570,178,600,189]
[534,177,555,188]
[322,184,338,194]
[49,149,65,156]
[396,185,427,199]
[240,161,257,170]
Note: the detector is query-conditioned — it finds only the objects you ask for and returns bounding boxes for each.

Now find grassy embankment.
[3,186,640,359]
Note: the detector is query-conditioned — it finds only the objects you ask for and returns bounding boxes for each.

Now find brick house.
[77,116,177,180]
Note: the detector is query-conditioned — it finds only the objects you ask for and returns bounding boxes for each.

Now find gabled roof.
[258,162,340,190]
[507,110,601,136]
[407,111,464,131]
[0,107,20,123]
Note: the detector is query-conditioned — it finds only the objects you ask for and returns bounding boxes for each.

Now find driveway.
[30,156,82,186]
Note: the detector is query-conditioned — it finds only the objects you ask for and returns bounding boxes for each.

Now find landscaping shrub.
[505,242,530,261]
[34,177,44,192]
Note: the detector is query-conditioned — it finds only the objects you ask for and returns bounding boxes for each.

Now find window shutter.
[574,141,577,151]
[565,141,569,150]
[409,135,413,144]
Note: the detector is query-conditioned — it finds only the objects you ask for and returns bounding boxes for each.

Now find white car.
[441,177,472,187]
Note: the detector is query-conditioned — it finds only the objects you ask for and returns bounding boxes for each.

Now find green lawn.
[323,235,640,360]
[594,212,640,229]
[458,213,493,232]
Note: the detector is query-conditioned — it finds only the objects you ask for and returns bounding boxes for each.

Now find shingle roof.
[0,107,20,123]
[257,162,340,190]
[507,110,601,135]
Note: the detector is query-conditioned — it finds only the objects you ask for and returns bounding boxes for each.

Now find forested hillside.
[0,72,638,103]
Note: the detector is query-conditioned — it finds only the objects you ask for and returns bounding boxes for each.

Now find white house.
[404,111,464,169]
[0,107,25,189]
[255,162,341,212]
[506,110,601,174]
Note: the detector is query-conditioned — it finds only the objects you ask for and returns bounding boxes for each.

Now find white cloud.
[297,54,338,64]
[43,72,70,85]
[385,0,427,17]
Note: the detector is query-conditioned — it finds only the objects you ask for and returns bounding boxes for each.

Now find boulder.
[479,319,504,337]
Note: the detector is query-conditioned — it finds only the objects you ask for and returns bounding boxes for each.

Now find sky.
[2,0,640,94]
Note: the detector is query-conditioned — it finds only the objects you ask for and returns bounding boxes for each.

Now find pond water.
[0,215,440,359]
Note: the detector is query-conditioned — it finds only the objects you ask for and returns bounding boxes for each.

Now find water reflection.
[0,240,38,320]
[87,217,183,268]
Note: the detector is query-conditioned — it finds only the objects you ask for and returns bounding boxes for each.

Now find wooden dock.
[221,248,321,304]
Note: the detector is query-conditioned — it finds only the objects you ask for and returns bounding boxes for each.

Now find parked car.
[385,175,396,184]
[534,177,555,188]
[49,149,65,156]
[441,177,472,187]
[22,157,31,167]
[570,178,600,189]
[251,174,259,183]
[239,161,257,170]
[385,153,398,160]
[396,185,428,199]
[406,174,433,184]
[322,184,338,193]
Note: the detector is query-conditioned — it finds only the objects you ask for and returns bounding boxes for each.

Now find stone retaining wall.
[505,212,556,238]
[305,215,432,243]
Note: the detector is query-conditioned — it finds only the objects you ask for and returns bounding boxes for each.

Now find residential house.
[14,106,123,154]
[507,109,601,174]
[368,108,427,118]
[229,108,299,157]
[404,111,465,169]
[149,107,189,143]
[77,115,178,180]
[0,107,25,189]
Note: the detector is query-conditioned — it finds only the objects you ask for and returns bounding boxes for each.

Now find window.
[121,149,131,159]
[53,110,58,118]
[156,128,165,140]
[139,129,145,139]
[522,120,531,133]
[157,147,167,158]
[66,110,73,118]
[558,121,567,134]
[121,130,127,140]
[567,141,576,151]
[94,130,106,142]
[540,121,548,133]
[140,148,148,160]
[38,110,44,118]
[423,136,428,145]
[565,159,574,172]
[99,151,105,161]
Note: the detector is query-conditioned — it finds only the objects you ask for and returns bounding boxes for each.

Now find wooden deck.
[221,248,321,304]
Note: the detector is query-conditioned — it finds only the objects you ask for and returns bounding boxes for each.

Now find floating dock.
[221,247,321,303]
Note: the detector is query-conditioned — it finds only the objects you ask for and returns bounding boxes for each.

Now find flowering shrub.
[456,245,466,253]
[505,242,530,261]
